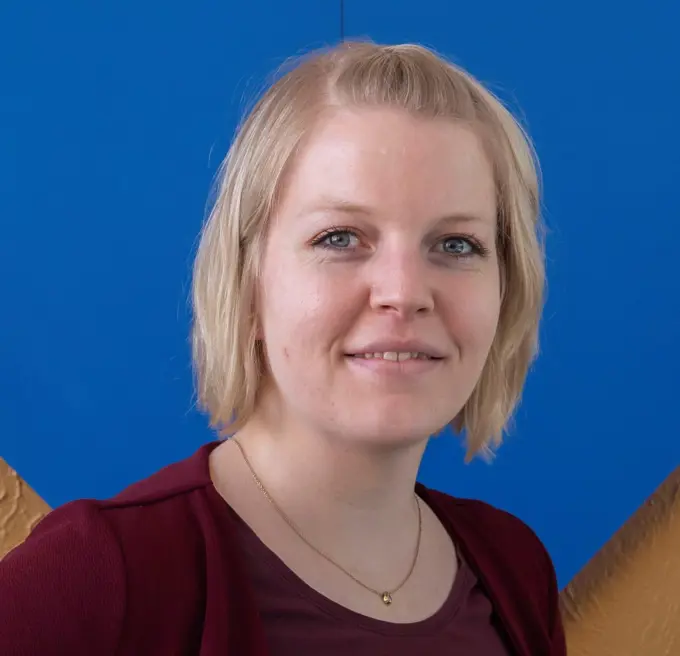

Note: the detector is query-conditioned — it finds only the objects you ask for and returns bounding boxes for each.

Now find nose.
[368,249,435,319]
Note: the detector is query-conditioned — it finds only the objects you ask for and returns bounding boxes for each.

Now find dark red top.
[231,506,510,653]
[0,442,566,655]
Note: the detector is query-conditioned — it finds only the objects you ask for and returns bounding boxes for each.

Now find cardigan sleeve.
[0,500,125,655]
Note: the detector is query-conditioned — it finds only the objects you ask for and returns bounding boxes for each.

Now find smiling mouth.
[346,352,443,362]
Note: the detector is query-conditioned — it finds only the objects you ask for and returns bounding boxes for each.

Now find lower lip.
[345,355,443,376]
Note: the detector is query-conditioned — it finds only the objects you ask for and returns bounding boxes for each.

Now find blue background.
[1,1,679,589]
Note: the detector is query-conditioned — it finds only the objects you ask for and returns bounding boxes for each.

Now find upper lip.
[346,340,447,359]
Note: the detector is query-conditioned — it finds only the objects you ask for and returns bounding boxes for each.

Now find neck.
[232,409,428,542]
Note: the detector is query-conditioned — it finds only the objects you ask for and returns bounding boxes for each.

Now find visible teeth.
[353,352,432,361]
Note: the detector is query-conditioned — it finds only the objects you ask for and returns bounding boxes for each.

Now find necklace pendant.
[381,592,393,605]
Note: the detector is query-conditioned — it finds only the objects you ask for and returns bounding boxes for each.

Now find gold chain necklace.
[232,438,422,605]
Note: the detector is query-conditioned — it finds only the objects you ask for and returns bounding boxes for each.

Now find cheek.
[446,279,501,353]
[260,265,355,354]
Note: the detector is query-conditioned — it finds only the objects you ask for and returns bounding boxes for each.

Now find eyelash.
[310,226,491,259]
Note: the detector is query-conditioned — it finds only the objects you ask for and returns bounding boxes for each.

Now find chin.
[347,427,434,453]
[333,407,448,451]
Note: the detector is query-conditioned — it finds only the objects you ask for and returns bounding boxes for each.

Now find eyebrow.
[305,198,494,228]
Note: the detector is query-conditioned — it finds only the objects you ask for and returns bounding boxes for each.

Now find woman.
[0,41,565,654]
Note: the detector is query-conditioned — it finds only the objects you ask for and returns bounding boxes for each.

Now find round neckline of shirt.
[217,487,478,637]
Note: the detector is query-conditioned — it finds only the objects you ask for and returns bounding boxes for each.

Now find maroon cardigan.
[0,442,566,655]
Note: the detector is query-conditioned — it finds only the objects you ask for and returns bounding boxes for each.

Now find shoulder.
[96,442,218,545]
[420,484,553,567]
[28,442,220,563]
[0,442,222,654]
[419,485,566,653]
[68,442,222,593]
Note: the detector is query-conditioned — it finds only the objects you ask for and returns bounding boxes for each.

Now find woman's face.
[257,107,501,448]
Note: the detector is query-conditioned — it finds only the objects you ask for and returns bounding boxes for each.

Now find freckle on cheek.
[283,347,290,359]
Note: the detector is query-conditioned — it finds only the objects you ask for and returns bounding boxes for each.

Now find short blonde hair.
[192,40,544,460]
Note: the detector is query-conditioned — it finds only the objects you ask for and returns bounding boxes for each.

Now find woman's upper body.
[1,41,565,654]
[0,441,564,656]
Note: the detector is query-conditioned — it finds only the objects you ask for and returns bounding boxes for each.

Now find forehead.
[277,107,497,226]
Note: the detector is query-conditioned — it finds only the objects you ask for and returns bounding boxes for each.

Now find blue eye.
[441,237,473,255]
[437,235,489,258]
[313,229,359,250]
